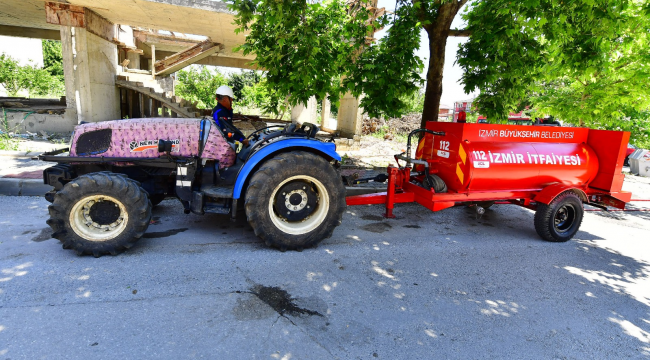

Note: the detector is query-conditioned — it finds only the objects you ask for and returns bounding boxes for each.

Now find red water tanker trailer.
[346,122,632,242]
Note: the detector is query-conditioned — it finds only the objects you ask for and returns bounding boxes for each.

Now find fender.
[233,139,341,199]
[534,183,588,205]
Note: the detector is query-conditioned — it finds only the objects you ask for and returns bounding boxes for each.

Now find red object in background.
[457,111,467,123]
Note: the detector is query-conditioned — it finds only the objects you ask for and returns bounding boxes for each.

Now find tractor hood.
[68,118,236,167]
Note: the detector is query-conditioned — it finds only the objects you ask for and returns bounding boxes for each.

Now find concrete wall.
[4,111,77,134]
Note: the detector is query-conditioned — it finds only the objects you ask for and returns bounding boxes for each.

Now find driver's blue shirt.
[212,104,245,142]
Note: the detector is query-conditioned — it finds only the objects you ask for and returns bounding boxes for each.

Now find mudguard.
[534,183,588,205]
[233,139,340,199]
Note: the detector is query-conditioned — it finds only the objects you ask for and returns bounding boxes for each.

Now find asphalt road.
[1,195,649,359]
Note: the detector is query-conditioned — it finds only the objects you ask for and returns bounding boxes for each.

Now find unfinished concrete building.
[0,0,368,138]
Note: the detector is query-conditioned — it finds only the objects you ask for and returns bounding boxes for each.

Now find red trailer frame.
[346,122,632,242]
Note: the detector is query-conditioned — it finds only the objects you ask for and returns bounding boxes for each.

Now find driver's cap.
[216,85,234,98]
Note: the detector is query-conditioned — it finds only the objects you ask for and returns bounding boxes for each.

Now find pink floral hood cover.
[69,118,236,168]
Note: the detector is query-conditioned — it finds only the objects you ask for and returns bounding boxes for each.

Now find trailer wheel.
[46,172,152,257]
[245,151,346,251]
[534,191,583,242]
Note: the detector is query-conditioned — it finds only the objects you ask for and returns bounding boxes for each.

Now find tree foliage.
[458,0,650,145]
[227,70,262,100]
[229,0,469,125]
[230,0,649,136]
[230,0,372,107]
[229,0,430,119]
[174,66,228,109]
[175,66,286,117]
[42,40,64,78]
[0,53,64,97]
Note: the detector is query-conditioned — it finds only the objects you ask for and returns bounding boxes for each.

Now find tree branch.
[448,29,471,37]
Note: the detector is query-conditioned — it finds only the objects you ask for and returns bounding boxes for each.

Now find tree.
[227,70,262,100]
[0,54,22,96]
[175,66,228,109]
[229,0,469,129]
[232,0,649,132]
[42,40,64,78]
[0,53,64,97]
[458,0,650,144]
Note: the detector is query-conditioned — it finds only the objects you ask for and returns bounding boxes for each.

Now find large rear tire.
[534,191,583,242]
[46,172,152,257]
[244,151,346,251]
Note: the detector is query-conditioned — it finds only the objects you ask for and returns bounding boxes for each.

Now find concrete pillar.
[61,26,120,124]
[321,96,335,131]
[291,96,318,124]
[337,92,363,138]
[126,50,141,70]
[60,27,77,116]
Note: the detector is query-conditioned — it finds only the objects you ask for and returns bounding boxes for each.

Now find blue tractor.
[39,118,346,256]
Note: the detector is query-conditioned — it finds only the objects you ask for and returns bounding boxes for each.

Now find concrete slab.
[20,180,53,196]
[0,178,52,197]
[0,190,649,359]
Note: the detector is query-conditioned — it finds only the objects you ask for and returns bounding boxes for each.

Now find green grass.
[0,133,20,151]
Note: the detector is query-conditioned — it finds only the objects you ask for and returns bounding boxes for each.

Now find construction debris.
[3,102,27,108]
[362,113,422,136]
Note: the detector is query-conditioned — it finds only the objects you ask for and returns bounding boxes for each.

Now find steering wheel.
[246,125,285,141]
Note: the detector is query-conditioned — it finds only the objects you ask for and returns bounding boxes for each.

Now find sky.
[374,0,477,107]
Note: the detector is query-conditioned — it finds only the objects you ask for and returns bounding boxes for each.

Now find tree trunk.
[420,2,464,129]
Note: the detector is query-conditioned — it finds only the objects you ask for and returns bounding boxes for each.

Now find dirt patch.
[403,224,421,229]
[253,285,322,317]
[142,228,188,239]
[361,222,392,233]
[28,228,52,242]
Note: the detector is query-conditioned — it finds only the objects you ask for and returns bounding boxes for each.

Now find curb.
[0,178,52,197]
[0,151,44,159]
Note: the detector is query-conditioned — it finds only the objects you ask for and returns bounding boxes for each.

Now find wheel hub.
[554,205,575,232]
[274,181,318,221]
[70,195,129,241]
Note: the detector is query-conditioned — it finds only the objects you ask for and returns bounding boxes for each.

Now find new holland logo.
[129,139,180,152]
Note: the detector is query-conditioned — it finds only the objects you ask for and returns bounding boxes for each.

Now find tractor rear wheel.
[244,151,346,251]
[534,191,583,242]
[46,172,152,257]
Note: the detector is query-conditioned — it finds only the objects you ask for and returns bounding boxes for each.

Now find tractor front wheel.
[534,191,584,242]
[47,173,152,257]
[244,151,346,251]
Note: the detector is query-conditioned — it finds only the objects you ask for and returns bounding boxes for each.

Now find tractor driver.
[212,85,250,147]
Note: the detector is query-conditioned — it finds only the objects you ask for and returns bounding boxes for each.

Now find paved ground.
[1,185,649,359]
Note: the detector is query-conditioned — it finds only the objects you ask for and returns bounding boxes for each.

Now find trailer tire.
[245,151,346,251]
[46,172,152,257]
[424,174,447,193]
[534,191,583,242]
